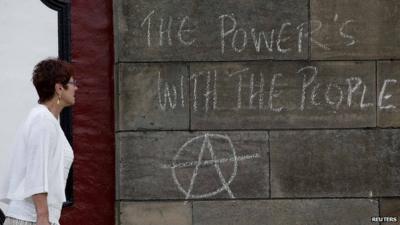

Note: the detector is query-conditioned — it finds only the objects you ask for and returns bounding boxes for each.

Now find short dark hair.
[32,58,74,103]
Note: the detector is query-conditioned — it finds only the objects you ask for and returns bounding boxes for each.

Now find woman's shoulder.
[29,104,57,120]
[25,104,59,129]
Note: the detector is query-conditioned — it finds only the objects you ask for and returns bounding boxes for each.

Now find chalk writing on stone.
[141,10,197,47]
[155,65,386,113]
[139,10,356,55]
[378,79,397,110]
[157,72,185,111]
[162,133,261,200]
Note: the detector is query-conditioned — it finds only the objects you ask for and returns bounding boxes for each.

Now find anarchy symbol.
[171,133,238,200]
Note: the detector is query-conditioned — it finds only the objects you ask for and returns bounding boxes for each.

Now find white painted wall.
[0,0,58,212]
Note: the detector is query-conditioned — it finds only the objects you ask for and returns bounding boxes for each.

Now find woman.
[0,58,77,225]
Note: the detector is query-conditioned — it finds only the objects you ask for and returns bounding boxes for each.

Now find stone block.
[311,0,400,59]
[190,61,376,129]
[120,201,192,225]
[117,63,189,130]
[193,199,378,225]
[380,198,400,224]
[378,61,400,127]
[270,129,400,198]
[116,0,308,61]
[118,131,269,200]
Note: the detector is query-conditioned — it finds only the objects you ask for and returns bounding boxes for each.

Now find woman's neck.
[42,100,64,119]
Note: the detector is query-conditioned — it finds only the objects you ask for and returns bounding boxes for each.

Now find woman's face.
[62,77,78,106]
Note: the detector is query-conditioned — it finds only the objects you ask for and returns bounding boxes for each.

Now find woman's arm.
[32,193,51,225]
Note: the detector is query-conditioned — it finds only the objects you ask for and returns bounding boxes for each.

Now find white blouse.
[0,104,74,225]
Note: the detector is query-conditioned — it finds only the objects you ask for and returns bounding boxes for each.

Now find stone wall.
[115,0,400,224]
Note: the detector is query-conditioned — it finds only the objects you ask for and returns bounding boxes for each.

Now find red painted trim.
[61,1,115,225]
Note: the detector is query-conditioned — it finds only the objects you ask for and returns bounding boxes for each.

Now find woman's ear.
[55,83,64,94]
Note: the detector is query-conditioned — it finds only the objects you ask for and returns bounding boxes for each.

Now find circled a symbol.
[171,133,238,200]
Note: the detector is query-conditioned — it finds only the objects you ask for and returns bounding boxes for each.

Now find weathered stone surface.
[120,201,192,225]
[193,199,378,225]
[190,61,376,129]
[117,63,189,130]
[311,0,400,59]
[380,198,400,224]
[270,129,400,198]
[118,131,269,200]
[378,61,400,127]
[116,0,308,61]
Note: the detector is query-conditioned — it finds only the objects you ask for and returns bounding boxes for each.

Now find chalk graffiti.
[139,10,356,54]
[155,65,395,113]
[162,133,261,199]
